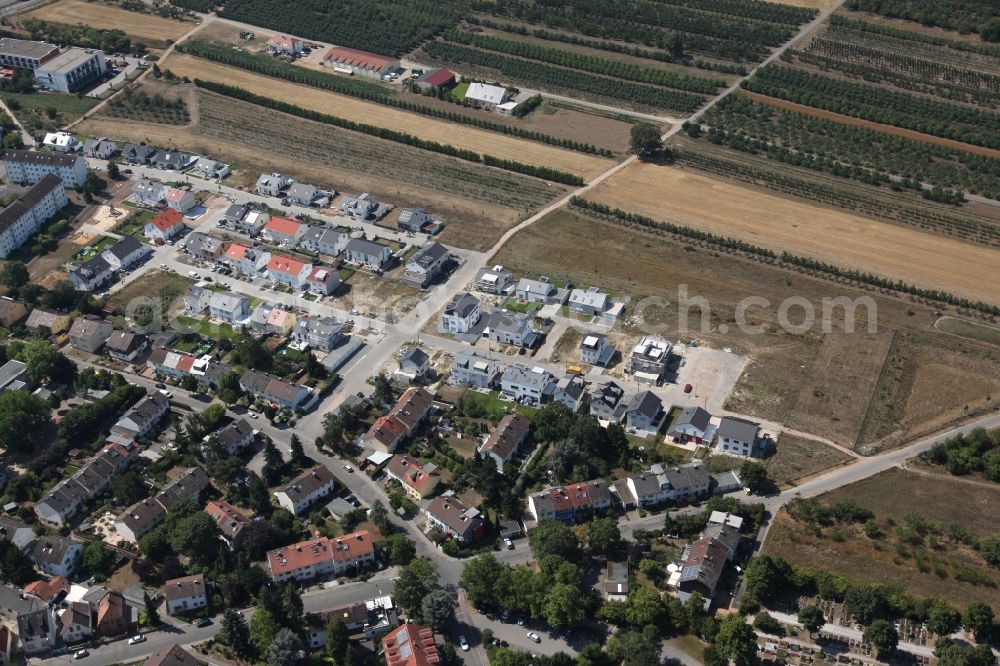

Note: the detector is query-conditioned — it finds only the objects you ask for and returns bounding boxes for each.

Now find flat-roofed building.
[0,174,68,258]
[0,38,59,70]
[2,150,87,188]
[34,47,107,93]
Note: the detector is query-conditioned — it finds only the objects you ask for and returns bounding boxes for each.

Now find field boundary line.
[853,328,898,452]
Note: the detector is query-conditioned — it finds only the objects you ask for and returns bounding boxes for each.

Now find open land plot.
[491,208,1000,452]
[108,270,195,312]
[77,89,564,251]
[161,54,614,181]
[586,161,1000,306]
[339,273,422,320]
[705,435,852,488]
[787,332,894,446]
[18,0,193,47]
[764,468,1000,609]
[1,91,97,132]
[935,316,1000,346]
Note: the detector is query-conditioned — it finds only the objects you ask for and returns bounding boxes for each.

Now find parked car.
[128,635,145,645]
[343,464,353,473]
[459,636,469,652]
[501,609,510,622]
[504,538,514,550]
[74,650,88,659]
[527,632,541,643]
[194,618,212,627]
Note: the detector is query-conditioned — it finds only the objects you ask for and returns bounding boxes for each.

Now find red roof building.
[382,624,440,666]
[323,46,399,77]
[144,207,184,241]
[266,532,376,582]
[415,68,456,91]
[385,455,439,499]
[267,254,309,276]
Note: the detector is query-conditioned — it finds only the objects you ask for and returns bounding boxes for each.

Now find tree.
[980,19,1000,42]
[739,461,770,493]
[169,513,222,564]
[0,391,51,453]
[624,585,666,627]
[202,403,226,430]
[250,606,280,656]
[394,557,439,616]
[742,555,794,605]
[221,608,251,657]
[107,160,120,179]
[843,585,889,624]
[608,629,662,666]
[529,520,580,561]
[544,582,586,628]
[935,638,995,666]
[385,533,416,565]
[630,122,662,160]
[963,601,995,640]
[0,261,29,289]
[80,542,116,579]
[714,615,759,666]
[422,589,455,631]
[587,516,622,556]
[17,340,74,383]
[325,617,349,661]
[143,592,160,627]
[262,440,283,483]
[753,612,783,636]
[978,536,1000,566]
[370,500,390,533]
[372,373,394,406]
[267,627,303,666]
[459,554,506,610]
[797,605,825,635]
[925,601,961,637]
[218,371,243,404]
[289,434,306,466]
[111,468,148,505]
[863,620,898,659]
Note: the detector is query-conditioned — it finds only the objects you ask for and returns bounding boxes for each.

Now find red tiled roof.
[224,243,249,260]
[165,188,189,203]
[387,455,438,492]
[324,46,396,71]
[267,532,373,574]
[267,254,308,276]
[264,216,303,237]
[267,34,300,49]
[148,208,182,232]
[419,68,455,87]
[366,415,405,446]
[383,624,440,666]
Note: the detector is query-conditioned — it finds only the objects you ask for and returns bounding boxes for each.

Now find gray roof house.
[0,517,35,551]
[208,291,250,323]
[69,255,112,292]
[31,535,83,578]
[516,277,559,304]
[191,157,229,180]
[121,143,155,164]
[623,390,663,434]
[132,177,167,207]
[500,364,555,404]
[184,285,212,314]
[0,359,29,394]
[301,225,349,257]
[553,375,587,413]
[286,183,329,207]
[403,242,450,287]
[485,309,538,348]
[184,232,227,260]
[69,316,113,353]
[344,238,392,270]
[580,333,615,367]
[101,236,151,272]
[473,265,515,294]
[256,172,291,197]
[340,193,388,220]
[614,461,711,508]
[396,207,434,233]
[153,150,184,171]
[715,416,765,458]
[397,347,430,382]
[240,369,313,411]
[441,292,481,335]
[213,418,255,456]
[292,316,345,353]
[82,137,117,159]
[105,330,149,363]
[568,286,610,317]
[668,407,716,445]
[451,351,500,388]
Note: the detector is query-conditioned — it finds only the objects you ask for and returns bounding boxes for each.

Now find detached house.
[287,183,329,207]
[485,310,537,348]
[121,143,155,164]
[184,232,227,261]
[69,316,113,353]
[153,150,184,171]
[386,455,439,500]
[553,375,587,413]
[101,236,151,272]
[668,407,715,445]
[208,291,250,323]
[628,336,672,384]
[267,255,313,290]
[301,225,348,257]
[425,496,485,545]
[345,238,392,271]
[500,364,554,403]
[275,465,335,515]
[623,391,663,434]
[205,499,251,550]
[105,330,148,363]
[184,285,212,314]
[144,207,185,242]
[264,216,306,247]
[212,419,255,456]
[256,172,292,197]
[441,292,481,335]
[292,316,345,353]
[589,381,625,422]
[397,347,430,382]
[480,413,530,472]
[266,34,303,56]
[69,256,111,292]
[451,351,500,388]
[223,242,270,276]
[82,137,117,159]
[403,242,449,287]
[515,277,558,304]
[473,265,514,295]
[131,178,167,207]
[568,287,610,317]
[396,207,434,233]
[715,417,766,458]
[340,193,387,221]
[31,535,83,578]
[191,157,229,180]
[163,574,207,615]
[580,333,615,367]
[165,188,196,214]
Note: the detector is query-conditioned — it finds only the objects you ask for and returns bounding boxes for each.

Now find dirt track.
[740,90,1000,159]
[588,161,1000,306]
[160,53,615,182]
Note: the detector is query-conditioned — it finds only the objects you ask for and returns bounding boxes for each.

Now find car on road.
[527,632,541,643]
[503,537,514,550]
[155,382,166,389]
[517,616,525,626]
[248,411,259,419]
[128,635,145,645]
[74,650,88,659]
[459,636,469,651]
[159,389,173,399]
[501,609,510,622]
[343,464,353,473]
[159,263,167,269]
[194,618,212,627]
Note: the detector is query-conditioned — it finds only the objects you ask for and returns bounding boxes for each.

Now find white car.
[248,411,259,419]
[159,263,167,269]
[459,636,469,652]
[128,635,145,645]
[158,389,172,399]
[504,537,514,550]
[527,632,541,643]
[74,650,88,659]
[343,464,353,473]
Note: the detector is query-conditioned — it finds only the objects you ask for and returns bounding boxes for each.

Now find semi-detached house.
[480,413,530,472]
[344,238,392,271]
[239,369,313,411]
[274,465,336,515]
[451,351,500,388]
[424,495,484,545]
[267,531,375,582]
[267,254,313,289]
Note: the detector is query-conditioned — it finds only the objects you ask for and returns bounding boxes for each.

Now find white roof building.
[465,83,508,106]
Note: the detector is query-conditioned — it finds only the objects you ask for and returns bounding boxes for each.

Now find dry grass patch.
[764,434,853,486]
[160,53,614,181]
[19,0,192,47]
[586,161,1000,306]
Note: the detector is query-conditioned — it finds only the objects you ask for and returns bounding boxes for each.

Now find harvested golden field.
[770,0,839,8]
[587,161,1000,306]
[19,0,193,46]
[160,53,614,182]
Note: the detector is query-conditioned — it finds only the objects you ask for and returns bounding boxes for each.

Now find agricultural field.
[491,208,1000,452]
[843,0,1000,38]
[765,468,1000,609]
[18,0,193,48]
[697,94,1000,201]
[585,160,1000,305]
[1,92,97,134]
[935,316,1000,346]
[159,53,614,180]
[99,84,191,125]
[77,89,566,251]
[792,15,1000,109]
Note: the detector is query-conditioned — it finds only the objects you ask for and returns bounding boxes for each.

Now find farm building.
[322,46,399,79]
[266,35,303,56]
[465,83,509,109]
[414,68,456,93]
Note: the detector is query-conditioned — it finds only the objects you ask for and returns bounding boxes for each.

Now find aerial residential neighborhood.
[0,2,994,666]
